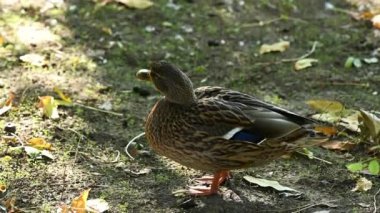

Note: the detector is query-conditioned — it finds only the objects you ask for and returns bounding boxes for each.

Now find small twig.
[11,133,25,146]
[125,132,145,160]
[110,150,120,163]
[241,16,307,28]
[291,200,338,213]
[254,41,318,67]
[314,81,370,88]
[74,102,123,117]
[296,151,333,165]
[374,187,380,213]
[281,41,318,62]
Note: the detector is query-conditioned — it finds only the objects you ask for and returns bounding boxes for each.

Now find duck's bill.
[136,69,152,81]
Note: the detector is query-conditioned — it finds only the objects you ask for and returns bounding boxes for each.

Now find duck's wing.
[195,86,315,126]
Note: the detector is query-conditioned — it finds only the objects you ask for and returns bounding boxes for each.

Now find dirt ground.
[0,0,380,212]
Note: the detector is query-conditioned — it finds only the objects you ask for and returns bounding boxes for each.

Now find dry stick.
[374,187,380,213]
[255,41,318,66]
[125,132,145,160]
[282,41,318,62]
[296,150,333,165]
[241,16,308,28]
[110,150,120,163]
[74,102,123,117]
[291,200,338,213]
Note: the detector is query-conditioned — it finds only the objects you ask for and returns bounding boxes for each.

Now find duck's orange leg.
[189,170,231,196]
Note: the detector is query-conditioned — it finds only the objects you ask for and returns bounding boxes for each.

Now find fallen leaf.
[98,100,113,111]
[363,57,378,64]
[86,199,110,213]
[243,176,299,192]
[259,41,290,54]
[294,58,318,71]
[0,92,15,115]
[2,197,18,213]
[53,87,72,105]
[27,138,54,150]
[368,159,380,175]
[346,162,364,173]
[372,14,380,29]
[314,126,338,136]
[320,140,356,151]
[351,177,372,192]
[345,56,363,68]
[339,111,361,132]
[116,0,153,9]
[71,189,91,213]
[0,35,4,46]
[307,100,344,113]
[24,146,55,160]
[124,168,152,176]
[359,110,380,143]
[19,53,46,66]
[311,113,341,123]
[37,96,59,119]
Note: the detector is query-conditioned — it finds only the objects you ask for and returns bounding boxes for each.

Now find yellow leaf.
[0,35,4,46]
[37,96,59,119]
[116,0,153,9]
[27,138,54,150]
[259,41,290,54]
[314,126,338,136]
[294,58,318,71]
[53,87,72,105]
[306,100,344,113]
[71,189,91,213]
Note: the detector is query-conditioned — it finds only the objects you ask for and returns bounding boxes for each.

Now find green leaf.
[368,159,380,175]
[344,57,355,68]
[346,162,364,172]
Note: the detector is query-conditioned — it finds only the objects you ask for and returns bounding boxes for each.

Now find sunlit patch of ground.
[0,0,379,212]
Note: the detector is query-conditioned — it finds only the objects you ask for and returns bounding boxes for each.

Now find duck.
[136,61,328,196]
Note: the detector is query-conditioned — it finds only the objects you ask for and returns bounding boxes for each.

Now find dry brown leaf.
[27,138,54,150]
[71,189,91,213]
[320,140,356,151]
[2,197,20,213]
[259,41,290,54]
[306,100,344,113]
[116,0,153,9]
[0,92,15,115]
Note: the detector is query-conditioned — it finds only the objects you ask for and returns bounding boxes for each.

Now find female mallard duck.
[136,61,327,196]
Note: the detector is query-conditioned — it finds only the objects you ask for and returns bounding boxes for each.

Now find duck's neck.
[164,84,196,105]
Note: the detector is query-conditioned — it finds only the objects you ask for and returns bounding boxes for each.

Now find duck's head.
[136,61,196,105]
